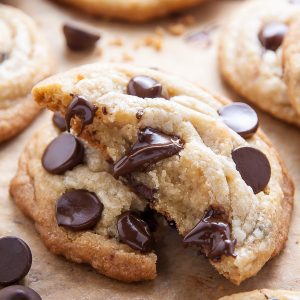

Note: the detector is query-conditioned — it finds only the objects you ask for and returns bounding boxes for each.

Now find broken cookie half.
[11,64,293,284]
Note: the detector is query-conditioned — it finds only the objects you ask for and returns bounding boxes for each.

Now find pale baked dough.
[0,4,54,142]
[219,289,300,300]
[219,0,300,127]
[54,0,207,22]
[11,64,293,284]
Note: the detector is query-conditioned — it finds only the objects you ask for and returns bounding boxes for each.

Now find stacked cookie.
[10,64,293,285]
[219,0,300,127]
[0,4,53,142]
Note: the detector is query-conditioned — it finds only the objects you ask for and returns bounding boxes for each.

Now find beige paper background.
[1,0,300,299]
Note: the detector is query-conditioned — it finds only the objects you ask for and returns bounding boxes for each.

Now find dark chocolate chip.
[65,95,97,133]
[259,22,288,51]
[232,146,271,194]
[56,189,103,231]
[102,106,108,115]
[127,76,169,99]
[0,285,42,300]
[63,24,100,51]
[183,208,236,261]
[113,127,183,177]
[0,53,8,63]
[0,237,32,285]
[117,211,154,252]
[42,133,84,175]
[218,102,258,138]
[53,112,67,131]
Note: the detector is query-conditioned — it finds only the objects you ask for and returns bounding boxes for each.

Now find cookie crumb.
[108,38,124,47]
[155,26,165,37]
[122,52,133,62]
[143,35,163,51]
[168,23,186,36]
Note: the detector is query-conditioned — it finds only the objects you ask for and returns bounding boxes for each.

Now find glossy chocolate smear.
[0,237,32,285]
[53,111,67,131]
[127,75,169,99]
[56,189,103,231]
[42,133,84,174]
[65,95,97,133]
[117,211,154,252]
[113,127,183,177]
[259,22,288,51]
[183,208,236,261]
[0,285,42,300]
[218,102,259,138]
[232,146,271,194]
[63,24,100,51]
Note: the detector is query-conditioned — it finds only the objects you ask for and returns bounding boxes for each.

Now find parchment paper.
[1,0,300,299]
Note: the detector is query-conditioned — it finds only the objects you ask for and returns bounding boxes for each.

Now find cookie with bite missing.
[0,4,54,142]
[219,0,300,127]
[219,289,300,300]
[54,0,207,22]
[11,64,293,284]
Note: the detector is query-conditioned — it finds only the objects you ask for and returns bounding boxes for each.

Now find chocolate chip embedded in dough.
[127,75,169,99]
[53,112,67,131]
[258,22,288,51]
[232,146,271,194]
[56,189,103,231]
[65,95,98,133]
[42,133,84,175]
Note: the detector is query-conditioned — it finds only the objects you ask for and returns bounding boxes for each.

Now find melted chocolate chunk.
[117,211,154,252]
[0,285,42,300]
[113,127,183,177]
[218,102,259,138]
[56,189,103,231]
[65,95,97,133]
[232,146,271,194]
[259,22,288,51]
[127,75,169,99]
[63,24,100,51]
[42,133,84,174]
[53,111,67,131]
[183,209,236,261]
[0,237,32,285]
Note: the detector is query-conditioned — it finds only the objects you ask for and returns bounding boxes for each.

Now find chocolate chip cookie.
[11,64,294,284]
[0,4,54,142]
[54,0,207,22]
[219,0,300,127]
[219,289,300,300]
